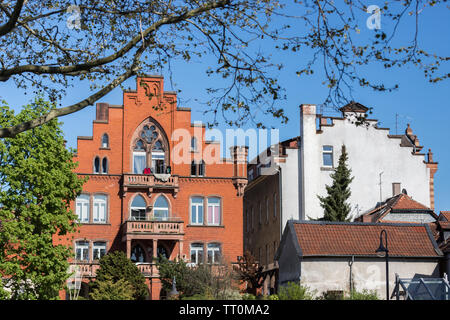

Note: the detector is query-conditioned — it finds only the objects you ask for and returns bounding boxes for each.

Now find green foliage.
[267,294,279,300]
[241,293,256,300]
[315,144,354,222]
[91,251,148,300]
[277,282,315,300]
[89,275,135,300]
[156,256,237,300]
[0,97,85,299]
[346,289,379,300]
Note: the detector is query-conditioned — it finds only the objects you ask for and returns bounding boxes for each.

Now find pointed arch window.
[153,196,169,221]
[101,134,109,148]
[130,195,146,221]
[93,156,100,174]
[132,119,169,174]
[102,157,108,174]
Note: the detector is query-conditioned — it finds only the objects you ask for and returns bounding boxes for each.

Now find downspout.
[278,166,283,241]
[348,256,354,295]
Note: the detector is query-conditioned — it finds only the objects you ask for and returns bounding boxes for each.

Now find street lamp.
[375,229,389,300]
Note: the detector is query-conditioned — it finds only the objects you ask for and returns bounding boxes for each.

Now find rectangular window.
[207,243,221,264]
[75,241,89,261]
[93,242,106,260]
[133,151,146,174]
[131,208,146,221]
[190,243,204,265]
[151,151,165,174]
[190,197,204,225]
[93,195,107,223]
[207,197,221,225]
[322,145,333,167]
[76,195,90,223]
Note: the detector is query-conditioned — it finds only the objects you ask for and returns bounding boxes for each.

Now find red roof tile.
[440,211,450,221]
[291,222,440,258]
[357,193,436,223]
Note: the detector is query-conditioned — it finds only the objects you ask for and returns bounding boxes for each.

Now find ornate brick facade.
[56,76,247,299]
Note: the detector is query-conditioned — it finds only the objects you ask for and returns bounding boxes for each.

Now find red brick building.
[57,76,248,299]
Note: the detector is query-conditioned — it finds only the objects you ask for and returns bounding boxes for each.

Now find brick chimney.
[96,103,110,121]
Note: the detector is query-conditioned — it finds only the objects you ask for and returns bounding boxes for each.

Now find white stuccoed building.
[299,102,438,221]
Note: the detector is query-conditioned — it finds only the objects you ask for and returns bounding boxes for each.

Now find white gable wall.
[300,105,431,220]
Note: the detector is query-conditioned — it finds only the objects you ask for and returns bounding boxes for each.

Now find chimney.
[392,183,401,196]
[405,123,413,136]
[96,103,110,121]
[427,149,434,163]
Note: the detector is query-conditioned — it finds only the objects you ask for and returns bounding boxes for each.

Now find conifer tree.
[316,144,354,222]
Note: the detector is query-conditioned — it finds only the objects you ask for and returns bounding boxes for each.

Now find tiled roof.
[440,211,450,221]
[290,221,441,258]
[356,193,436,223]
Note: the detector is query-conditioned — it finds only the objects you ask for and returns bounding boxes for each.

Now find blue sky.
[1,2,448,214]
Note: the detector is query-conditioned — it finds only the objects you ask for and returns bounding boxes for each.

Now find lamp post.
[375,229,389,300]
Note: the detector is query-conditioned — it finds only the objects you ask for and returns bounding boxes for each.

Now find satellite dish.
[402,188,408,195]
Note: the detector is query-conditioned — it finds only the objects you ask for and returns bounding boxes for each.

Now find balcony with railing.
[70,262,159,278]
[123,174,179,189]
[124,217,184,235]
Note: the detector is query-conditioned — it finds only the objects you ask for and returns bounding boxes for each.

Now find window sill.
[320,166,334,171]
[187,224,224,228]
[77,223,111,226]
[99,147,111,150]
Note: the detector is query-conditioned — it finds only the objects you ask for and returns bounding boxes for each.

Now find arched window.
[153,196,169,221]
[101,134,109,148]
[131,244,146,263]
[191,160,197,176]
[130,195,146,221]
[191,137,197,152]
[93,156,100,174]
[102,157,108,174]
[132,119,169,174]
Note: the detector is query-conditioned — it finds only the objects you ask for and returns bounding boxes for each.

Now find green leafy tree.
[0,1,447,138]
[0,97,85,299]
[316,144,354,222]
[89,275,135,300]
[277,282,315,300]
[91,251,148,300]
[156,256,237,299]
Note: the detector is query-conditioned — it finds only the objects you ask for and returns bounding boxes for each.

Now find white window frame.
[76,194,90,223]
[132,151,147,174]
[207,243,221,264]
[190,197,204,225]
[322,145,334,167]
[207,197,221,226]
[75,241,89,262]
[190,243,204,265]
[130,196,146,221]
[93,194,107,223]
[92,241,107,261]
[153,196,169,221]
